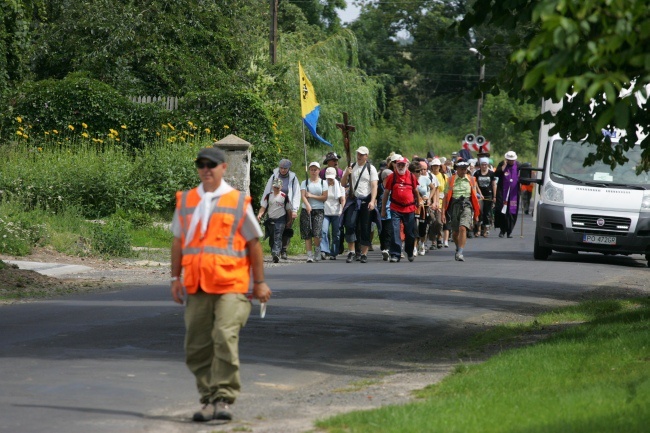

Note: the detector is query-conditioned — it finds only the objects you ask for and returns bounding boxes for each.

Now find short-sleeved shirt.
[474,170,496,198]
[171,181,262,241]
[301,179,326,210]
[261,191,287,219]
[324,180,345,216]
[349,162,378,198]
[417,175,432,198]
[451,176,472,199]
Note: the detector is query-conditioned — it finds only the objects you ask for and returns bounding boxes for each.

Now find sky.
[337,3,361,24]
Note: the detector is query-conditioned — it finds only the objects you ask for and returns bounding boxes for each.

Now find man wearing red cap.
[381,157,422,262]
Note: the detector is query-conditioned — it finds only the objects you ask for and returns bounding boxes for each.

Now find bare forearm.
[171,237,182,278]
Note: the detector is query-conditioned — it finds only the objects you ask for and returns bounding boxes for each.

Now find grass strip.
[317,297,650,433]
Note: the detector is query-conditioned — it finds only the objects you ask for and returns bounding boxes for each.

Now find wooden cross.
[336,112,356,168]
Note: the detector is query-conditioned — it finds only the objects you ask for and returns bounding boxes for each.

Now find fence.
[129,96,180,110]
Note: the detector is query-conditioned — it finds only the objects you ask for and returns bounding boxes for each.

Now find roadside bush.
[114,209,153,229]
[90,218,133,257]
[0,73,168,148]
[0,200,49,256]
[176,90,278,202]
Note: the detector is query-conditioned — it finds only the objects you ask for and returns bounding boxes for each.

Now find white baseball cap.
[309,161,321,169]
[431,158,441,166]
[390,153,402,162]
[356,146,369,155]
[325,167,337,179]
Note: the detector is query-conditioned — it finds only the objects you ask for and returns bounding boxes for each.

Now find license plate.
[583,234,616,245]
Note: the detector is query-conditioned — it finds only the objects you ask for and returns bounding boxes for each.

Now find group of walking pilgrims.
[257,145,533,263]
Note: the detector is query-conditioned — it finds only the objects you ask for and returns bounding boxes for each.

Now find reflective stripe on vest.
[176,188,252,295]
[179,190,247,258]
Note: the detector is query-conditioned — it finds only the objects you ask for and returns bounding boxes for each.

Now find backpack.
[388,171,418,208]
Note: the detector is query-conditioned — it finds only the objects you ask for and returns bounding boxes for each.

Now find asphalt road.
[1,214,647,433]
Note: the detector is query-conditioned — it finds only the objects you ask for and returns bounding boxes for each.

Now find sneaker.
[329,255,337,260]
[192,403,215,422]
[281,251,288,260]
[314,248,322,262]
[346,252,354,263]
[307,252,314,263]
[408,255,415,262]
[272,253,279,263]
[499,232,505,238]
[419,246,426,256]
[443,241,449,248]
[389,256,399,263]
[457,253,465,262]
[467,232,474,239]
[360,254,368,263]
[437,241,443,249]
[214,400,232,421]
[321,252,327,260]
[454,252,459,261]
[354,254,361,261]
[382,250,389,261]
[429,244,436,250]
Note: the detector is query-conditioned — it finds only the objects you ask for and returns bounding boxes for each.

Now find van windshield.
[549,140,649,188]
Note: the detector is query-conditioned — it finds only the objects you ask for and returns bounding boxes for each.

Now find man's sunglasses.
[195,160,219,169]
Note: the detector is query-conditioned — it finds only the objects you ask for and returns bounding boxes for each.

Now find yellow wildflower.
[204,128,211,134]
[167,123,175,131]
[22,134,28,139]
[81,132,89,138]
[109,129,118,136]
[16,131,23,137]
[115,138,120,142]
[68,125,74,131]
[44,131,50,135]
[121,124,127,129]
[16,116,23,123]
[37,147,42,152]
[156,132,160,136]
[223,125,230,129]
[82,122,88,129]
[187,121,194,127]
[162,124,168,129]
[53,129,59,134]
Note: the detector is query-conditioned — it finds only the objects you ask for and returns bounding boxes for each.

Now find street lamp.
[469,48,485,136]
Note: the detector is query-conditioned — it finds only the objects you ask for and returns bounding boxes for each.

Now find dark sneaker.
[192,403,215,422]
[498,232,505,238]
[272,254,279,263]
[346,252,354,263]
[354,254,361,261]
[507,234,513,238]
[457,253,465,262]
[280,251,288,260]
[360,254,368,263]
[214,400,232,421]
[407,255,415,262]
[329,255,337,260]
[437,241,443,249]
[382,250,389,261]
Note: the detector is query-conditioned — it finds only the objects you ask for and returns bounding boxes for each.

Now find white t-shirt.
[261,191,288,219]
[350,162,378,198]
[324,180,345,216]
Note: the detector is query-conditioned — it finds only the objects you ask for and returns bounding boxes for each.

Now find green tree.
[29,0,268,95]
[459,0,650,170]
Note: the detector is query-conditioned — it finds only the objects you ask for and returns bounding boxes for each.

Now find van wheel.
[533,232,551,260]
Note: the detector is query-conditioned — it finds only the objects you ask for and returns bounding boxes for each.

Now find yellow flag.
[299,62,331,146]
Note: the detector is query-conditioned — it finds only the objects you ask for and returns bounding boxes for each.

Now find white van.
[527,125,650,267]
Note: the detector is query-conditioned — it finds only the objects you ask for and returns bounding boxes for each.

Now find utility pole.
[269,0,278,64]
[469,48,485,136]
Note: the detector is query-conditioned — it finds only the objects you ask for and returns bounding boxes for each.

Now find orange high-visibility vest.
[175,188,251,295]
[444,174,481,217]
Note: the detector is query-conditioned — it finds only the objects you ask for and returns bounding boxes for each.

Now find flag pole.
[301,120,308,175]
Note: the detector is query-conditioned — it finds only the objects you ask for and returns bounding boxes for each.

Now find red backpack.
[388,171,418,208]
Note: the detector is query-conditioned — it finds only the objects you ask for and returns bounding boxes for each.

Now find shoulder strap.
[351,162,369,195]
